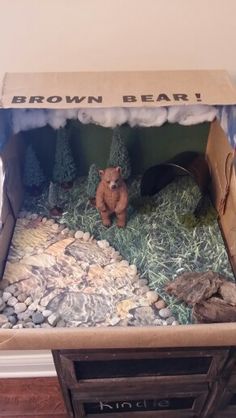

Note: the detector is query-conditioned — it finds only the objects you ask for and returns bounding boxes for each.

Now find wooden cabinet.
[212,365,236,417]
[53,347,231,418]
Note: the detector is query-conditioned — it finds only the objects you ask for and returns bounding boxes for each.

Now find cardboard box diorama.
[0,69,236,349]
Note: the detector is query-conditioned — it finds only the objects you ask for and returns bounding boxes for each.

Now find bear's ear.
[99,169,105,178]
[115,166,121,174]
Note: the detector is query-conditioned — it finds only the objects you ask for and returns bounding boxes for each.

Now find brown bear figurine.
[96,167,128,228]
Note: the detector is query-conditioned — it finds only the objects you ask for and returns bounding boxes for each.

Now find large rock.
[165,271,224,305]
[21,254,56,268]
[218,281,236,306]
[45,238,75,257]
[192,297,236,323]
[65,240,112,266]
[47,291,114,326]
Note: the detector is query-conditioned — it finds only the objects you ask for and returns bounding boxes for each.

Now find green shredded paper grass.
[23,176,234,324]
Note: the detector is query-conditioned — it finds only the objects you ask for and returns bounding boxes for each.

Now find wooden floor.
[0,377,68,417]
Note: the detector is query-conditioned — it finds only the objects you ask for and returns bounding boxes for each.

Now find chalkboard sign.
[83,397,194,414]
[75,356,211,380]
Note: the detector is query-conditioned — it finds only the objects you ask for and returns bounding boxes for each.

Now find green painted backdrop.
[23,121,210,179]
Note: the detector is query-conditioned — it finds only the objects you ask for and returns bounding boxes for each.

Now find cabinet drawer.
[71,387,208,418]
[53,348,228,389]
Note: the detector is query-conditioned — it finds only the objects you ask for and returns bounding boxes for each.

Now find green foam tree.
[23,144,45,189]
[53,127,77,184]
[107,127,131,179]
[87,163,100,199]
[48,181,59,209]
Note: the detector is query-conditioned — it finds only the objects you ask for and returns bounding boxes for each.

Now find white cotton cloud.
[127,107,168,127]
[11,105,219,134]
[47,109,78,129]
[78,107,128,128]
[167,105,218,126]
[12,109,48,134]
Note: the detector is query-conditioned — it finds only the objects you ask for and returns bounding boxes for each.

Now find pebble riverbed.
[0,212,179,329]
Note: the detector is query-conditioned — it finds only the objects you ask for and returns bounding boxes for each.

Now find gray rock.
[97,240,109,249]
[159,308,172,319]
[14,290,21,297]
[172,320,179,326]
[32,312,44,325]
[7,296,18,307]
[5,284,17,294]
[166,316,176,325]
[153,318,165,326]
[13,324,23,329]
[2,292,11,302]
[41,323,52,328]
[42,309,52,318]
[8,315,18,326]
[0,314,9,327]
[74,230,84,239]
[17,293,27,303]
[28,302,37,312]
[1,322,12,329]
[3,306,14,316]
[110,316,121,326]
[56,320,66,327]
[24,322,34,328]
[130,306,157,326]
[83,232,90,241]
[146,291,159,304]
[17,311,32,321]
[47,313,60,327]
[14,302,27,314]
[66,241,111,266]
[25,297,32,306]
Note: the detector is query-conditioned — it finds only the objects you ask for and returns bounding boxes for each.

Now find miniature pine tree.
[48,181,59,209]
[23,144,45,189]
[108,127,131,179]
[53,127,77,185]
[48,181,63,216]
[87,164,100,199]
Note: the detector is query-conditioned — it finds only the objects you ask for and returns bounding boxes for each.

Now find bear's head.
[99,167,122,190]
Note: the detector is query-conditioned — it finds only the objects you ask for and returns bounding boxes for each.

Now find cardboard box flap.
[2,70,236,109]
[1,324,236,350]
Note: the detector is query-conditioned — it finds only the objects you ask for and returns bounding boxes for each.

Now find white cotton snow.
[11,105,218,134]
[47,109,78,129]
[12,109,49,134]
[78,107,129,128]
[127,107,168,127]
[167,105,218,126]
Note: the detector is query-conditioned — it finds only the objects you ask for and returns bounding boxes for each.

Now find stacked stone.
[0,279,60,329]
[0,211,179,329]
